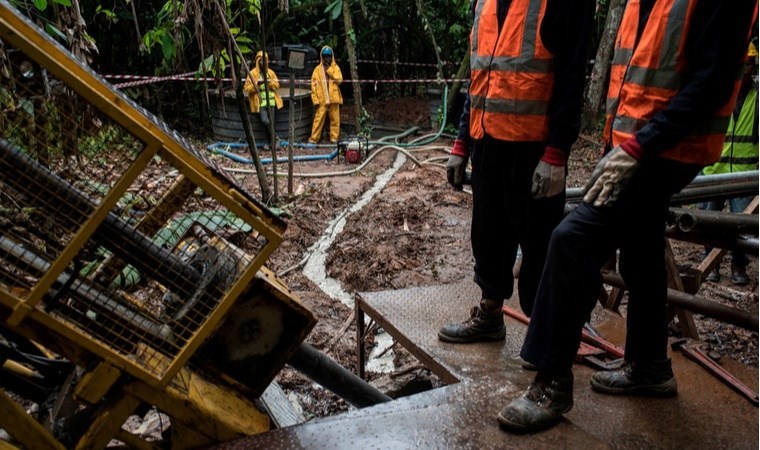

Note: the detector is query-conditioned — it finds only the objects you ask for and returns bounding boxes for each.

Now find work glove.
[583,145,640,207]
[446,139,469,191]
[531,147,566,199]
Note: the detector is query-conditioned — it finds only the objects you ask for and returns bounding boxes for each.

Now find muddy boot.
[437,299,505,343]
[497,372,573,433]
[730,264,749,286]
[590,359,677,397]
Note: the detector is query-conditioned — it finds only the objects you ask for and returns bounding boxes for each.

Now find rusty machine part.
[671,339,759,407]
[0,2,340,448]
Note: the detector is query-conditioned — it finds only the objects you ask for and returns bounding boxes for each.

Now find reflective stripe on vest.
[703,87,759,174]
[469,0,554,141]
[603,0,740,166]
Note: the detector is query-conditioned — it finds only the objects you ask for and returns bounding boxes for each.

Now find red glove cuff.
[451,139,469,157]
[619,137,644,160]
[540,146,567,166]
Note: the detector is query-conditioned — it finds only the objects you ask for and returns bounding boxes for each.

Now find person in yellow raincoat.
[309,46,343,144]
[243,51,283,145]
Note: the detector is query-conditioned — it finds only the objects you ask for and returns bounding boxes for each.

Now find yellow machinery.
[0,1,324,448]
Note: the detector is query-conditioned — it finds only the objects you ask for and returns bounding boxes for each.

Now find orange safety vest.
[604,0,744,166]
[469,0,554,141]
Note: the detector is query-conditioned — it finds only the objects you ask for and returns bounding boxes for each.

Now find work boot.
[437,299,505,343]
[590,359,677,397]
[497,372,573,433]
[730,265,749,286]
[705,270,721,283]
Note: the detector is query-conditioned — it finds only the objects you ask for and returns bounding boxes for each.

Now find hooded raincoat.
[309,46,343,143]
[243,51,283,113]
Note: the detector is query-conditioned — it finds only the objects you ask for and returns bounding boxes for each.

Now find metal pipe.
[567,175,758,204]
[687,170,758,186]
[288,342,392,408]
[665,229,758,255]
[0,139,201,299]
[670,181,758,205]
[0,236,172,343]
[672,207,758,234]
[601,272,758,331]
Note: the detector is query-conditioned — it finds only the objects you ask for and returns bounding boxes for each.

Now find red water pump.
[337,137,368,164]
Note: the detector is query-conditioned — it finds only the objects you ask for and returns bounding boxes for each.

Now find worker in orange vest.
[438,0,595,348]
[499,0,757,433]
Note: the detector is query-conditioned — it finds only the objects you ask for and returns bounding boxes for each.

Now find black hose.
[288,342,391,408]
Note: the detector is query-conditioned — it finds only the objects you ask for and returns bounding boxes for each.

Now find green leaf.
[198,54,215,74]
[33,0,47,11]
[52,0,72,6]
[159,34,176,61]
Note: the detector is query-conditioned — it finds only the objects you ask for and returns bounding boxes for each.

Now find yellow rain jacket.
[311,46,343,106]
[243,51,283,113]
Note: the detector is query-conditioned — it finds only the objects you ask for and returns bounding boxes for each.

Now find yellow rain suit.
[243,51,283,113]
[309,46,343,143]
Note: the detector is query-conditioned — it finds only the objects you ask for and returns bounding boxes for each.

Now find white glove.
[583,145,640,207]
[532,160,566,198]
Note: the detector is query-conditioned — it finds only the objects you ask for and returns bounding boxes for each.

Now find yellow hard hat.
[749,42,758,58]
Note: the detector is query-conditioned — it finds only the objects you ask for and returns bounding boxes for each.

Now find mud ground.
[212,96,758,421]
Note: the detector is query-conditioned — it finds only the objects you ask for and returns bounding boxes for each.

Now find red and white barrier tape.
[104,73,469,90]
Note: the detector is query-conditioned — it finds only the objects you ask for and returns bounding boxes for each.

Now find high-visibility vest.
[703,87,759,174]
[258,79,276,108]
[604,0,743,166]
[469,0,554,141]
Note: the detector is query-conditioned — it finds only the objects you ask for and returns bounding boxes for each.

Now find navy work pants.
[470,136,565,315]
[521,157,701,374]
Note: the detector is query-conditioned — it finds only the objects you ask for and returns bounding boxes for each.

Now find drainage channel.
[301,152,407,373]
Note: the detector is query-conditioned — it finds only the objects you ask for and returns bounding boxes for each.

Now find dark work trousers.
[470,135,566,316]
[521,157,701,374]
[260,107,274,144]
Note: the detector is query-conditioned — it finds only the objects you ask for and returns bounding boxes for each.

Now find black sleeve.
[634,0,756,154]
[541,0,596,154]
[456,92,472,144]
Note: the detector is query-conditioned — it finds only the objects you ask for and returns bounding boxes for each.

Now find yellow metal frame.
[0,0,287,387]
[7,142,161,326]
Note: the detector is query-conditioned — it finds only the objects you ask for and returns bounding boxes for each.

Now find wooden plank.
[260,382,305,429]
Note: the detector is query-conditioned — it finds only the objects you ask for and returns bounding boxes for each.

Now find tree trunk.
[446,52,469,123]
[341,0,363,133]
[581,0,625,133]
[231,56,272,201]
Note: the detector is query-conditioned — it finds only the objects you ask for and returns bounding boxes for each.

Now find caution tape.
[103,73,469,90]
[356,59,454,67]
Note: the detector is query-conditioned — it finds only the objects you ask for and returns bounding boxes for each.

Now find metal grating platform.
[221,281,758,449]
[215,372,605,449]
